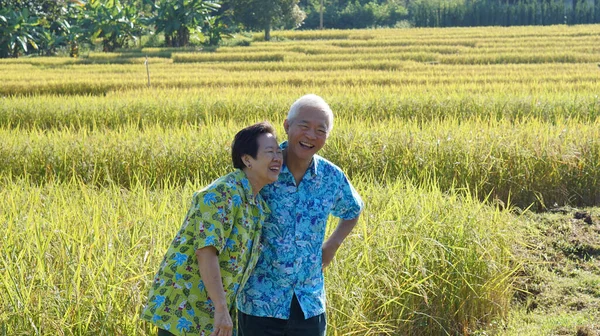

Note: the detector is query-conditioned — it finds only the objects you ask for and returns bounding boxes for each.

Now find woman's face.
[244,133,283,186]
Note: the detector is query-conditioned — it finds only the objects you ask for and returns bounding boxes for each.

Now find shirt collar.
[233,169,270,213]
[234,169,256,204]
[280,141,319,177]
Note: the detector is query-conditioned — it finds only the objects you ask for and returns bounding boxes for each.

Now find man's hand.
[321,239,340,269]
[321,217,360,269]
[211,309,233,336]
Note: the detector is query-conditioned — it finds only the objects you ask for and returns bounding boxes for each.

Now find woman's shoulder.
[191,170,246,202]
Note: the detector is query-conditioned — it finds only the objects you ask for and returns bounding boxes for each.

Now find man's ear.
[283,119,290,134]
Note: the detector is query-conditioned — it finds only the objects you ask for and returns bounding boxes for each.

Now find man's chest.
[262,175,339,238]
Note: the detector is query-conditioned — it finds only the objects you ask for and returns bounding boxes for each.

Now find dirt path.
[505,208,600,335]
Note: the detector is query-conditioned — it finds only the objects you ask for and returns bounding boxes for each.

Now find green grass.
[501,209,600,336]
[2,24,600,335]
[172,52,285,63]
[1,61,598,96]
[0,178,521,336]
[1,90,599,129]
[503,310,599,336]
[1,118,598,208]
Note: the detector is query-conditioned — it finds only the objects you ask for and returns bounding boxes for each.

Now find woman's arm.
[196,247,233,336]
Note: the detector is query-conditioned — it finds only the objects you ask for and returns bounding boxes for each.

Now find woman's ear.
[241,154,252,168]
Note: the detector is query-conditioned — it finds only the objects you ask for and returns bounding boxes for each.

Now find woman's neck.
[243,170,263,197]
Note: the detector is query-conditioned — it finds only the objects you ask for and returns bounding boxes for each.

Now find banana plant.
[202,15,233,46]
[0,6,40,57]
[148,0,221,47]
[35,18,72,56]
[79,0,146,52]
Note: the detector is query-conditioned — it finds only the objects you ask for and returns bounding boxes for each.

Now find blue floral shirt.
[237,142,364,319]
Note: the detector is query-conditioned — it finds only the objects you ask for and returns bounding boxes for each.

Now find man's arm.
[321,216,360,269]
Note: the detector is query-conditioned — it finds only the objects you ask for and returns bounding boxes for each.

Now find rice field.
[1,24,599,335]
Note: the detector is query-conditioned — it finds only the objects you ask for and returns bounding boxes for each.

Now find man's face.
[284,106,330,162]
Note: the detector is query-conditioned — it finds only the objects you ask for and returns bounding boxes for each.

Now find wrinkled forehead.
[292,106,331,127]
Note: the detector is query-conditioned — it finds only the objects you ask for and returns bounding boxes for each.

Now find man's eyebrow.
[298,120,327,127]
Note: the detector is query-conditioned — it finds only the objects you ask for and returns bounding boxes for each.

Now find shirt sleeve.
[330,172,364,220]
[184,185,237,255]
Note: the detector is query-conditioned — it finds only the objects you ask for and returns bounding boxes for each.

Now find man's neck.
[284,149,312,186]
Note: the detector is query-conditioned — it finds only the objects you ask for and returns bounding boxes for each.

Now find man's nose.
[306,129,317,139]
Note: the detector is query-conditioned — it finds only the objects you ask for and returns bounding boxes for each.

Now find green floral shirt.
[141,170,269,336]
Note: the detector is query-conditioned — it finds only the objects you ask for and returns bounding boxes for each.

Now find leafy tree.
[79,0,146,52]
[35,0,74,56]
[148,0,220,47]
[0,0,78,57]
[227,0,299,41]
[202,16,237,46]
[301,0,407,29]
[0,6,40,57]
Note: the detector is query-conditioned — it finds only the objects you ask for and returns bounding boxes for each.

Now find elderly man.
[237,94,364,335]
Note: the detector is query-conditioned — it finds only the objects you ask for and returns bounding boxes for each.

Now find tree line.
[0,0,223,57]
[1,0,599,58]
[403,0,600,27]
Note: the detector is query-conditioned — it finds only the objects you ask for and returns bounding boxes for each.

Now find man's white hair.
[287,94,334,132]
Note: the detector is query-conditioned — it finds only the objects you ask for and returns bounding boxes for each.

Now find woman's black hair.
[231,121,276,169]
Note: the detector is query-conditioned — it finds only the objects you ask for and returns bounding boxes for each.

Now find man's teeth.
[300,141,314,148]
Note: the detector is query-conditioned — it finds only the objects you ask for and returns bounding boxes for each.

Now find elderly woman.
[141,122,283,336]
